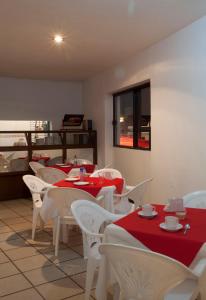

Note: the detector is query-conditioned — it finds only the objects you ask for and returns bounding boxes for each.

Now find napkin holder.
[164,198,185,212]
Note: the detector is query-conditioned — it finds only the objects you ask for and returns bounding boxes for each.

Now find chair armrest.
[125,185,135,191]
[88,232,104,239]
[165,278,198,300]
[114,192,129,198]
[108,213,125,222]
[96,195,104,201]
[192,258,206,277]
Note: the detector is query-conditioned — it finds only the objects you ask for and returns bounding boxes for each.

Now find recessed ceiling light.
[53,34,64,44]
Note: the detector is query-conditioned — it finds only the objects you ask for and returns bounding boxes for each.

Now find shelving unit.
[0,130,97,200]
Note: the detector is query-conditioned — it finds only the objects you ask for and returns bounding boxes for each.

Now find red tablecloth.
[32,156,50,162]
[54,176,124,197]
[114,204,206,266]
[51,164,95,174]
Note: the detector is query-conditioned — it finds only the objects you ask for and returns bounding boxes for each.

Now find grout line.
[0,200,96,299]
[0,246,46,299]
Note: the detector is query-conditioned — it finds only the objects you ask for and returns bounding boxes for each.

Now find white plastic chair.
[71,200,123,300]
[47,156,63,166]
[29,161,45,174]
[22,175,52,240]
[99,244,200,300]
[183,191,206,209]
[47,188,104,256]
[114,177,153,213]
[68,168,80,177]
[37,167,67,184]
[90,168,122,179]
[69,158,92,165]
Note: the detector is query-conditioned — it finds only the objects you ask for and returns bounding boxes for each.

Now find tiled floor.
[0,199,96,300]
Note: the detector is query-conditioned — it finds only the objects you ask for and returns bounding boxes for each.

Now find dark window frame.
[113,81,151,151]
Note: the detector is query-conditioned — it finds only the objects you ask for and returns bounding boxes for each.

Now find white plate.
[138,210,158,218]
[159,223,183,232]
[56,163,66,166]
[73,181,90,186]
[65,177,80,182]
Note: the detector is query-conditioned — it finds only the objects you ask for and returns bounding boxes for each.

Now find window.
[113,82,151,150]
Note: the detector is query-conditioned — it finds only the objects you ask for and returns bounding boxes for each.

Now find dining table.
[96,204,206,300]
[40,176,124,242]
[50,163,96,174]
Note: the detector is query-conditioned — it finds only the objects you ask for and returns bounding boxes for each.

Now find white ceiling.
[0,0,206,81]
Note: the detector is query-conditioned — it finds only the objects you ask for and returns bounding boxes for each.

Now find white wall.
[83,16,206,203]
[0,77,82,129]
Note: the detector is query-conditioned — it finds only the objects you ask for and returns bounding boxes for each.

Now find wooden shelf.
[0,130,97,200]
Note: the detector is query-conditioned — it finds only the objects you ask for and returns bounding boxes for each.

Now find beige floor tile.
[5,245,39,260]
[24,264,66,286]
[3,217,28,225]
[70,245,84,256]
[0,261,20,278]
[0,225,14,234]
[67,235,83,247]
[36,277,83,300]
[19,199,33,206]
[57,257,87,276]
[1,288,44,300]
[16,210,33,217]
[71,271,98,290]
[30,240,53,251]
[9,222,32,232]
[13,254,52,272]
[0,210,19,219]
[0,220,5,226]
[23,215,33,222]
[20,230,52,242]
[43,247,81,264]
[0,231,20,242]
[5,205,28,211]
[0,237,28,251]
[0,274,31,297]
[0,251,9,263]
[64,293,94,300]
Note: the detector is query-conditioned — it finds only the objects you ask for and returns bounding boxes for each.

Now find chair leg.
[53,219,57,246]
[32,209,39,240]
[85,257,98,300]
[55,216,61,256]
[82,233,88,259]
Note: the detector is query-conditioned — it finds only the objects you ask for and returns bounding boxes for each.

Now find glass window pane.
[138,86,151,149]
[114,91,133,147]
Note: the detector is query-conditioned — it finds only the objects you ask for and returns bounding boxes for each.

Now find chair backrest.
[29,161,45,174]
[23,174,51,194]
[183,190,206,208]
[69,158,92,165]
[91,168,122,179]
[36,167,67,184]
[10,158,28,171]
[47,188,98,219]
[127,178,153,209]
[99,244,196,300]
[47,156,63,166]
[68,168,80,177]
[71,200,116,236]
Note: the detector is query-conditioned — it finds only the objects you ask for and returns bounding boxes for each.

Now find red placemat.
[51,164,95,174]
[54,176,124,197]
[114,204,206,266]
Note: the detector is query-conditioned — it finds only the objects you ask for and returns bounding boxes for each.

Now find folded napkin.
[164,198,185,212]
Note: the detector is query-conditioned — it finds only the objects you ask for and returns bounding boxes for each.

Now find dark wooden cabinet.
[0,130,97,201]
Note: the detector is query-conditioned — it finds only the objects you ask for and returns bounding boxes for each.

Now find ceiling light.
[54,34,64,44]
